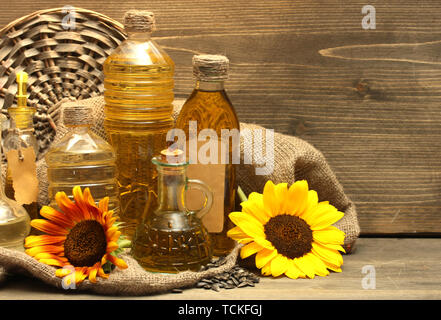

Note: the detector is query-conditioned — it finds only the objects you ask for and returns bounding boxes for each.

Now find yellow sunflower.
[25,186,129,284]
[227,180,345,279]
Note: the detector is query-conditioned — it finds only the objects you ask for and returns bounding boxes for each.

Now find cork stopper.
[123,10,156,33]
[193,54,229,81]
[63,105,93,126]
[159,148,185,164]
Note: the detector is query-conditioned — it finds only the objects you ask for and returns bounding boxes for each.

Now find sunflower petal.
[73,186,90,220]
[55,191,83,222]
[293,255,316,279]
[285,180,309,216]
[309,207,344,230]
[24,235,66,248]
[56,268,73,278]
[25,245,64,257]
[39,258,65,267]
[311,242,343,266]
[106,241,119,253]
[34,252,67,262]
[270,254,289,277]
[30,219,68,236]
[313,226,345,245]
[107,254,128,269]
[39,206,74,229]
[299,190,319,219]
[74,268,87,284]
[261,262,272,276]
[240,242,263,259]
[306,252,330,277]
[241,197,270,224]
[253,237,274,250]
[255,248,278,269]
[285,259,305,279]
[229,212,265,239]
[262,181,278,216]
[98,268,109,279]
[321,257,343,272]
[99,197,109,214]
[274,183,289,215]
[88,266,99,283]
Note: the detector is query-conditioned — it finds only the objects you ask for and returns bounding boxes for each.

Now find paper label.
[6,147,38,205]
[186,163,225,233]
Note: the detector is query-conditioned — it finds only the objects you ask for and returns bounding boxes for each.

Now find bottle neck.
[66,125,90,134]
[8,107,35,130]
[155,165,187,213]
[127,31,152,42]
[195,80,225,92]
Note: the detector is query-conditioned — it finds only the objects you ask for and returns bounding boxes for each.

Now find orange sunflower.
[25,186,129,284]
[227,180,345,279]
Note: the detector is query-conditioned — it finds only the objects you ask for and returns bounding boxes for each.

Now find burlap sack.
[0,245,240,295]
[0,95,360,294]
[36,95,359,246]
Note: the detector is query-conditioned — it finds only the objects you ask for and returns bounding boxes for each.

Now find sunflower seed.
[171,288,183,293]
[201,279,213,284]
[211,284,220,292]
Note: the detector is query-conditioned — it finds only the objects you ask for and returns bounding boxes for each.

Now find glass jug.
[132,149,213,273]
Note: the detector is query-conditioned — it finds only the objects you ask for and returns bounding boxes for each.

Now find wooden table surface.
[0,238,440,300]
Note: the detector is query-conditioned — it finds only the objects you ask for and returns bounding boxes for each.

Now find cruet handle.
[185,179,213,219]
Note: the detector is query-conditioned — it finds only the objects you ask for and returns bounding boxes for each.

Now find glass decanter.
[132,148,213,273]
[3,71,39,223]
[0,114,31,251]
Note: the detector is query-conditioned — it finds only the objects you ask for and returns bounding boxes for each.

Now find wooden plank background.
[1,0,441,235]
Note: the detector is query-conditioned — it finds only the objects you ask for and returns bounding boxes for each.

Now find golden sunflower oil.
[0,114,30,251]
[103,10,174,239]
[175,55,239,256]
[45,105,119,215]
[132,149,213,273]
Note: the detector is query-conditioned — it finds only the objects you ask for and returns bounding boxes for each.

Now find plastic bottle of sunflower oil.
[45,105,119,216]
[103,10,175,239]
[0,114,30,251]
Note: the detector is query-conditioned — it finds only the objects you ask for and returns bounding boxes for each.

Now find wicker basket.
[0,7,127,155]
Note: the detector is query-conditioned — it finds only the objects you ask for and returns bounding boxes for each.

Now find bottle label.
[6,147,38,205]
[186,163,225,233]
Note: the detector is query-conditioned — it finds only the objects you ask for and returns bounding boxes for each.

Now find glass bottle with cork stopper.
[3,71,39,226]
[132,148,213,273]
[175,54,240,256]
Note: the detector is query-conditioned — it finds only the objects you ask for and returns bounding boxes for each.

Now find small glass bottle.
[3,71,39,223]
[132,148,213,273]
[175,54,240,256]
[45,105,119,216]
[0,114,31,251]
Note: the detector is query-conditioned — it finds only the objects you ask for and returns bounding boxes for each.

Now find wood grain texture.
[2,1,441,234]
[1,238,441,299]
